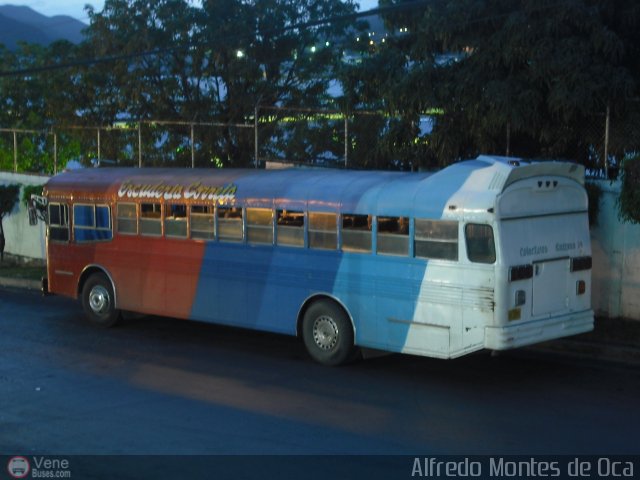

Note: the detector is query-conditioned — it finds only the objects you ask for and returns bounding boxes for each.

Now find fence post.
[138,122,142,168]
[13,130,17,173]
[344,115,348,167]
[190,123,195,169]
[53,133,58,174]
[254,106,259,168]
[604,104,610,173]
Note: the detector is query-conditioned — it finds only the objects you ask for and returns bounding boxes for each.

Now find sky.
[11,0,378,22]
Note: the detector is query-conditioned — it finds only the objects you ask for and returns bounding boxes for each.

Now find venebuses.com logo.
[7,457,30,479]
[6,456,71,478]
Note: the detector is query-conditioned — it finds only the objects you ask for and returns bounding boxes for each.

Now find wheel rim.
[88,285,111,315]
[312,315,339,350]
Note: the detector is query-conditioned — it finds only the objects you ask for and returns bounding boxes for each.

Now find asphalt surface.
[1,287,639,477]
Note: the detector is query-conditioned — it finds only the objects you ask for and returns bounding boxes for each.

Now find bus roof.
[44,155,584,219]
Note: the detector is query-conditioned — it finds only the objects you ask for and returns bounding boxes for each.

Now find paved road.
[1,287,639,460]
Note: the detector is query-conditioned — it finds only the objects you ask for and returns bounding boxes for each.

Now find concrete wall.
[590,180,640,320]
[0,172,49,261]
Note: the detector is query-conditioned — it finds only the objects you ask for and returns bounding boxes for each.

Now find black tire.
[302,299,356,366]
[81,272,121,327]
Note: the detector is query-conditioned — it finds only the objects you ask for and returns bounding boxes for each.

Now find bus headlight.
[576,280,586,295]
[515,290,526,306]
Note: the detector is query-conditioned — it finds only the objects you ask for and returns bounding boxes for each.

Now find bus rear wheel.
[81,273,120,328]
[302,299,356,366]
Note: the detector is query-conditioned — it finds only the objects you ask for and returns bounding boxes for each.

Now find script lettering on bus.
[117,180,237,202]
[519,245,548,257]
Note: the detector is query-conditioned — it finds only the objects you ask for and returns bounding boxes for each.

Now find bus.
[40,155,594,365]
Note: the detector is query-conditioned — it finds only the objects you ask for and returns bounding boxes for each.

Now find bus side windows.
[276,209,304,247]
[190,205,215,240]
[117,203,137,234]
[140,203,162,236]
[465,224,496,264]
[218,206,243,242]
[377,216,409,256]
[48,203,69,242]
[415,219,458,261]
[341,214,372,253]
[165,204,187,238]
[308,212,337,250]
[247,208,273,245]
[73,204,113,242]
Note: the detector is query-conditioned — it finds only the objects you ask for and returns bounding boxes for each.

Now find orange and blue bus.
[41,155,594,365]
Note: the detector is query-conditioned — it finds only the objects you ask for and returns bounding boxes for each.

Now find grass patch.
[0,264,46,280]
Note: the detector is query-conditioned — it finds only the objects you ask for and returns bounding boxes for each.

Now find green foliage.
[0,184,20,219]
[585,182,602,227]
[618,155,640,224]
[21,184,43,206]
[365,0,640,165]
[1,0,639,169]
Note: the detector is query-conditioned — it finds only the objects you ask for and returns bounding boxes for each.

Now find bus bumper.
[484,310,594,350]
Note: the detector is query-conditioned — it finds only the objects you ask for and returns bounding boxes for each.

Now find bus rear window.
[341,214,371,253]
[117,203,137,234]
[140,203,162,236]
[465,224,496,264]
[309,212,337,250]
[415,219,458,261]
[377,216,409,256]
[218,206,243,242]
[277,210,304,247]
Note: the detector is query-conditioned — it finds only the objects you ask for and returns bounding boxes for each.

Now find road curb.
[0,276,41,290]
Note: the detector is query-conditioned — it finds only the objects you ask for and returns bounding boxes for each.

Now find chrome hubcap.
[89,285,110,315]
[313,316,339,350]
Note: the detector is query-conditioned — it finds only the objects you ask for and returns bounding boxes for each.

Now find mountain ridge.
[0,4,86,49]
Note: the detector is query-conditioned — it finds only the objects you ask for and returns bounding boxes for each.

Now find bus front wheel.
[302,300,356,366]
[81,273,121,328]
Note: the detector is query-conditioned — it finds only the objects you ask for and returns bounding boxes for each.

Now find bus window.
[140,203,162,236]
[190,205,215,240]
[309,212,337,250]
[73,204,113,242]
[341,214,372,253]
[117,203,137,234]
[48,203,69,242]
[247,208,273,245]
[465,224,496,264]
[377,216,409,256]
[218,206,243,242]
[276,210,304,247]
[415,219,458,261]
[165,204,187,238]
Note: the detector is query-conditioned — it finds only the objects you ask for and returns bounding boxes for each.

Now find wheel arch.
[296,293,356,341]
[77,264,118,307]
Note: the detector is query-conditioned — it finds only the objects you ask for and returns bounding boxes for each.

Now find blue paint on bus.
[189,161,488,352]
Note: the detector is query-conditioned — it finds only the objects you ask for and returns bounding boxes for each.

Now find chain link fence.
[1,107,639,174]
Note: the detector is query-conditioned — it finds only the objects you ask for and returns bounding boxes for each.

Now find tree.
[360,0,640,166]
[0,184,20,262]
[618,155,640,224]
[81,0,359,166]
